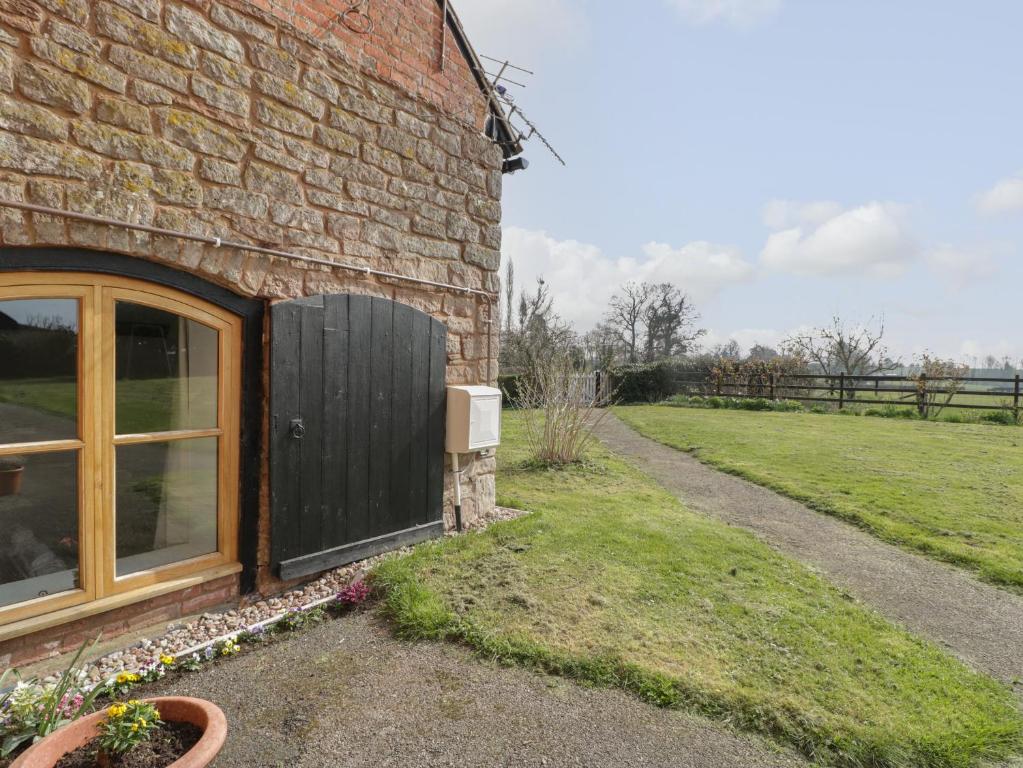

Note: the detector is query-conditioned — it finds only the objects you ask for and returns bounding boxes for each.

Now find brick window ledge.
[0,563,242,645]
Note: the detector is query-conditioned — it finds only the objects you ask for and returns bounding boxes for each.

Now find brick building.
[0,0,519,665]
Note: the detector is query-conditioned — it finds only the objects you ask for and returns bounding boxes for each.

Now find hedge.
[606,361,708,404]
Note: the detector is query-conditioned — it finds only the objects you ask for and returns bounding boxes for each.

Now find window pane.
[0,299,78,444]
[116,437,218,576]
[115,303,218,434]
[0,451,80,608]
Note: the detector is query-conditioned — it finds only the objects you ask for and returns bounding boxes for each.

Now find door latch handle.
[290,418,306,439]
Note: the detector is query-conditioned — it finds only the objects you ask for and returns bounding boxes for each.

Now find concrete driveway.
[148,611,804,768]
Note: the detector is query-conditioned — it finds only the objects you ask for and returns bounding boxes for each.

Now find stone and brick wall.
[0,0,504,659]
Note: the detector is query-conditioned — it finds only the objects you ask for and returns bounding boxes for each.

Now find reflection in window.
[0,299,78,444]
[0,451,79,607]
[115,303,218,434]
[115,437,218,576]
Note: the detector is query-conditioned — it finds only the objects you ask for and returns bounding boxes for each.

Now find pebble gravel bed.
[48,507,528,687]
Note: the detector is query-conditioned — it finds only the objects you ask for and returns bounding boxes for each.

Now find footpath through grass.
[615,406,1023,591]
[374,413,1023,768]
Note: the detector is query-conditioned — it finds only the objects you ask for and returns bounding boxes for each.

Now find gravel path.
[149,611,804,768]
[594,413,1023,690]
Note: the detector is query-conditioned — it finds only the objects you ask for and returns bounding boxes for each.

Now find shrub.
[980,410,1018,426]
[518,356,609,466]
[771,400,804,412]
[666,395,803,414]
[498,374,521,407]
[940,411,974,424]
[606,361,706,403]
[337,579,371,607]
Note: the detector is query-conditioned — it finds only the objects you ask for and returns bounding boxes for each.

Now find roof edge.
[440,0,523,159]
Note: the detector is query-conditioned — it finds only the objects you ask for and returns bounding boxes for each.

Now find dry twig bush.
[516,358,610,466]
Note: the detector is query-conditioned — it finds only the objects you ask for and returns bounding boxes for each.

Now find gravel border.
[39,507,529,687]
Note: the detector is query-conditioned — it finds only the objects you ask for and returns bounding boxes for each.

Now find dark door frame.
[0,247,265,593]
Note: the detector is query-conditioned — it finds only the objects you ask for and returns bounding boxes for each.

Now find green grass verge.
[373,412,1023,768]
[615,406,1023,592]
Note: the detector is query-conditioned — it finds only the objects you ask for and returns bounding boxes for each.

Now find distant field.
[616,406,1023,591]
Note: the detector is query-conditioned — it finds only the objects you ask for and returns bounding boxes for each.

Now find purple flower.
[203,646,216,660]
[337,579,371,606]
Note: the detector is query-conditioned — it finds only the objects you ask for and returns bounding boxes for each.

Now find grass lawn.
[374,412,1023,768]
[615,406,1023,591]
[0,377,216,433]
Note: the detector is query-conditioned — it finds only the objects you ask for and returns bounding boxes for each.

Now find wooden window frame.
[0,273,242,630]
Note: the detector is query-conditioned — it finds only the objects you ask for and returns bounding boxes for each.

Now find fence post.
[1014,374,1020,419]
[838,372,845,410]
[769,372,775,400]
[917,373,927,417]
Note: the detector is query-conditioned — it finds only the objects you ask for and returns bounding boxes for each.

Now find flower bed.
[2,506,528,767]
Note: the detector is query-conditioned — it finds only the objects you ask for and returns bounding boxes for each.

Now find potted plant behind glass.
[0,456,24,496]
[9,697,227,768]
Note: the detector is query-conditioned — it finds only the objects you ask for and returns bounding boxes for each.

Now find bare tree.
[604,282,652,364]
[503,257,515,334]
[642,283,705,361]
[711,340,742,360]
[782,316,899,379]
[501,277,576,376]
[581,323,619,371]
[748,344,780,362]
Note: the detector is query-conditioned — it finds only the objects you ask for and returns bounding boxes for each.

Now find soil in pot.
[52,723,202,768]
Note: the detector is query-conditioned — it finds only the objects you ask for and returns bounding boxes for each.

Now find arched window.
[0,273,241,627]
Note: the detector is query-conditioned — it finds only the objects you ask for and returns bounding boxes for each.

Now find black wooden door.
[270,294,447,580]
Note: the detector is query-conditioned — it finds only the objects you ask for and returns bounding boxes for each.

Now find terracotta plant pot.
[0,466,23,496]
[10,697,227,768]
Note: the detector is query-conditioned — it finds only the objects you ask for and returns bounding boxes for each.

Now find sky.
[454,0,1023,365]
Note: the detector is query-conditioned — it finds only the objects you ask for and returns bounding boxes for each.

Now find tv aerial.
[481,54,566,167]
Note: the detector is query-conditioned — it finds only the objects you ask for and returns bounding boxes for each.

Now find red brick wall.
[245,0,488,126]
[0,576,239,668]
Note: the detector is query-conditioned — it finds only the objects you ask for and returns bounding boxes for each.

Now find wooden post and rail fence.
[656,371,1022,416]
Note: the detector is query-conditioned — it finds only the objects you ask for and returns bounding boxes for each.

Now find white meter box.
[446,385,502,453]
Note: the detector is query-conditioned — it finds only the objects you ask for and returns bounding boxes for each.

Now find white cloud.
[501,227,754,331]
[925,245,996,286]
[665,0,782,26]
[453,0,586,64]
[760,201,918,278]
[761,199,843,230]
[977,174,1023,215]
